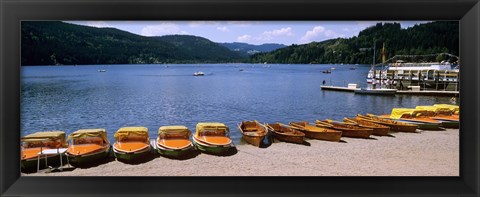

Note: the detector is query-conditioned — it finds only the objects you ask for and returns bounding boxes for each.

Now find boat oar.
[265,124,275,131]
[287,122,305,131]
[343,118,359,125]
[314,120,334,128]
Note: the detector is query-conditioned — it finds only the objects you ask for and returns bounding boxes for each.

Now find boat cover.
[21,131,66,145]
[158,125,190,135]
[68,129,108,143]
[389,108,419,119]
[416,106,452,114]
[195,122,229,136]
[433,104,459,114]
[114,127,148,138]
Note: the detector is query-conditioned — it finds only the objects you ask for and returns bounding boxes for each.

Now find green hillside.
[249,22,459,64]
[21,21,244,65]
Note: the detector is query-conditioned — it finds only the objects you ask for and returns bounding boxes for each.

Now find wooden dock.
[320,86,360,92]
[321,86,459,97]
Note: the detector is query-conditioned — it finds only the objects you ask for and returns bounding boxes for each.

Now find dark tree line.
[250,22,459,64]
[21,21,245,65]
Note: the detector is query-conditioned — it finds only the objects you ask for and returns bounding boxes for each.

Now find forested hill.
[249,21,459,64]
[219,42,287,56]
[21,21,245,65]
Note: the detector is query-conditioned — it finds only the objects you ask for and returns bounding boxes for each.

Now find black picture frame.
[1,0,479,196]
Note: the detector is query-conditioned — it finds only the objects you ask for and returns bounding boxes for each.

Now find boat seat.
[197,136,232,146]
[67,144,104,155]
[158,139,191,149]
[114,142,149,153]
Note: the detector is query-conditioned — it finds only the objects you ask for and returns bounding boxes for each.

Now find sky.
[66,21,429,45]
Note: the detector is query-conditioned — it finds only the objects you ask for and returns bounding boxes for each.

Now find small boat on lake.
[343,117,390,136]
[66,129,111,166]
[237,120,268,147]
[21,131,68,171]
[156,125,194,158]
[266,123,305,144]
[322,70,331,74]
[193,71,205,76]
[289,121,342,142]
[356,114,418,132]
[316,119,373,139]
[193,122,234,155]
[113,127,151,161]
[98,69,107,72]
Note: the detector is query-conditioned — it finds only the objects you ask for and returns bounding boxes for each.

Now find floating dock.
[321,86,459,97]
[320,85,360,92]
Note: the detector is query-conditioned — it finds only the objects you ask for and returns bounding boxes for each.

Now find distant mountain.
[249,21,459,64]
[21,21,245,65]
[219,42,287,56]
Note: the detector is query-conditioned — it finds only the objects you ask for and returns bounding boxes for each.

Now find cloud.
[141,23,188,36]
[216,26,229,32]
[237,34,252,42]
[257,27,294,41]
[300,26,344,43]
[85,21,112,28]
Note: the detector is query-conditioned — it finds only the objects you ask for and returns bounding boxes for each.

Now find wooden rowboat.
[238,120,268,147]
[266,123,305,144]
[356,114,418,132]
[316,119,373,139]
[113,127,152,161]
[289,121,342,142]
[343,117,390,136]
[66,129,111,166]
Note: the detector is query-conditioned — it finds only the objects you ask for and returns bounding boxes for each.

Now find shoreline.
[24,129,459,176]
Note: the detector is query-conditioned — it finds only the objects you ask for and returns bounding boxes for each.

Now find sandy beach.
[24,128,459,176]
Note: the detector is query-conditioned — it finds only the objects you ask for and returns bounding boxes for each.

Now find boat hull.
[238,121,268,147]
[113,146,151,161]
[157,146,194,158]
[357,115,418,132]
[302,130,342,142]
[67,146,110,166]
[396,120,442,130]
[192,137,233,155]
[21,154,65,171]
[270,132,304,144]
[336,129,372,138]
[350,119,390,136]
[266,123,305,144]
[241,135,266,147]
[438,120,459,128]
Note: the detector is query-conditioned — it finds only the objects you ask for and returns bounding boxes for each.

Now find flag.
[382,42,386,63]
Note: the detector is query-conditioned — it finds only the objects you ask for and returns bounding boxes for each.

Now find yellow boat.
[356,114,418,132]
[238,120,268,147]
[156,125,194,158]
[113,127,151,161]
[193,122,234,154]
[374,108,443,130]
[66,129,111,165]
[21,131,68,171]
[289,121,342,142]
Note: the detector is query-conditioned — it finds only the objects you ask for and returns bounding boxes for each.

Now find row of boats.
[21,104,459,172]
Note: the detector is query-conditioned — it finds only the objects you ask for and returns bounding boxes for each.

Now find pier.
[320,85,459,97]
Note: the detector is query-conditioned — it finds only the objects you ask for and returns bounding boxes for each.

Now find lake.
[21,64,454,142]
